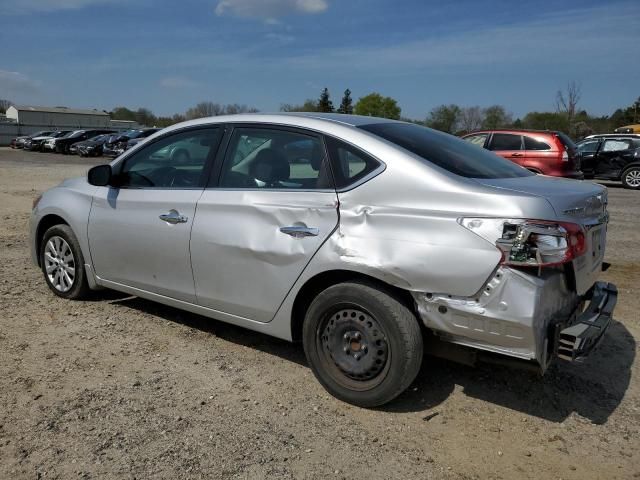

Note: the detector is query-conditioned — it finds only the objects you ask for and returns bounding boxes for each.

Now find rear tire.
[302,281,423,407]
[40,225,90,300]
[621,166,640,189]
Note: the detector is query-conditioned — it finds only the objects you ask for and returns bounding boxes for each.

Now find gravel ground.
[1,147,638,480]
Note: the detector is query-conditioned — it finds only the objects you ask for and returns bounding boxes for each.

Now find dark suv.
[576,136,640,189]
[462,129,582,178]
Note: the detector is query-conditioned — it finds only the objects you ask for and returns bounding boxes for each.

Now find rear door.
[190,125,339,322]
[522,134,555,174]
[595,138,634,178]
[487,133,525,167]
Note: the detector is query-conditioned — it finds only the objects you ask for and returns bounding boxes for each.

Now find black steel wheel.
[303,281,423,407]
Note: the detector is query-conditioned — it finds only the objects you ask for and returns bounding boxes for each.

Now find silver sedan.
[30,113,617,406]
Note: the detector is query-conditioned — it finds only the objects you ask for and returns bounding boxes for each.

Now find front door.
[88,126,222,303]
[190,125,339,322]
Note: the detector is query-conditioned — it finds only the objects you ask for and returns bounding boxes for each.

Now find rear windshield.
[555,132,576,151]
[359,123,533,179]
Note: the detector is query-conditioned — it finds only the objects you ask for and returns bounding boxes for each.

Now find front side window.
[488,133,523,151]
[219,127,333,189]
[359,123,532,179]
[463,134,488,148]
[117,128,221,189]
[577,140,600,153]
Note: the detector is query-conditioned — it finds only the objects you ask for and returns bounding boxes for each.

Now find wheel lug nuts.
[343,333,350,340]
[355,333,361,340]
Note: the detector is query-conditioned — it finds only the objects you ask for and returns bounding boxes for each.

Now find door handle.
[159,210,188,224]
[511,153,524,157]
[279,226,319,238]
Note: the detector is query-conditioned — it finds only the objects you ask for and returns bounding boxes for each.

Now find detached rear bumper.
[556,282,617,361]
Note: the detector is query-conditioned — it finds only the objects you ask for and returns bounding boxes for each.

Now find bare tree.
[0,99,12,114]
[185,101,225,120]
[459,106,484,132]
[556,81,582,133]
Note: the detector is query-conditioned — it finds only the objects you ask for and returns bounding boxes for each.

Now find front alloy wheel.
[622,167,640,189]
[303,281,423,407]
[40,224,90,299]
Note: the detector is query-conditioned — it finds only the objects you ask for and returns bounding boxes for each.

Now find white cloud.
[0,0,121,14]
[160,76,199,88]
[215,0,328,20]
[0,70,39,94]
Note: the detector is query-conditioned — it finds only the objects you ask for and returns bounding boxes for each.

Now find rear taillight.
[562,150,569,162]
[460,218,586,267]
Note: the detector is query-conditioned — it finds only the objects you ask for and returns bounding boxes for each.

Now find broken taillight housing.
[459,218,586,267]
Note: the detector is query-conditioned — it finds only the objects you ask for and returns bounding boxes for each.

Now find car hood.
[475,175,607,224]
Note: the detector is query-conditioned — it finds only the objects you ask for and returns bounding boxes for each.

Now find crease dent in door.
[203,198,338,267]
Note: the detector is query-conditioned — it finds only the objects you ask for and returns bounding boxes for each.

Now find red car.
[462,129,583,178]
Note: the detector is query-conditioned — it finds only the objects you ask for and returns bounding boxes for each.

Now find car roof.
[584,133,640,139]
[465,129,559,136]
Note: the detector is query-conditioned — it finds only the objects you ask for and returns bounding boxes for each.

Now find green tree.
[337,89,353,114]
[280,99,318,112]
[425,104,460,133]
[110,106,137,121]
[521,111,568,131]
[354,92,401,119]
[135,107,157,126]
[317,88,334,113]
[482,105,512,129]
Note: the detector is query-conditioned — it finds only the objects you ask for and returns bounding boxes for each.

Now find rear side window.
[524,136,551,151]
[359,123,532,179]
[325,136,380,189]
[488,134,522,151]
[602,139,632,152]
[463,134,488,147]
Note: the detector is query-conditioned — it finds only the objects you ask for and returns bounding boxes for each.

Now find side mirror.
[88,164,112,186]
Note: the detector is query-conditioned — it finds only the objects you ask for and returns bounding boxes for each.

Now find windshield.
[30,131,50,137]
[67,130,86,138]
[359,123,533,179]
[88,134,106,142]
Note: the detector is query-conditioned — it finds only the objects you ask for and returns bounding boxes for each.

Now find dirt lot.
[1,147,638,479]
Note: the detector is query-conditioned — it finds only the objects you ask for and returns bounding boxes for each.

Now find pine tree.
[337,89,353,114]
[317,88,334,112]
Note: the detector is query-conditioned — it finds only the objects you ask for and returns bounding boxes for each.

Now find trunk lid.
[475,175,607,224]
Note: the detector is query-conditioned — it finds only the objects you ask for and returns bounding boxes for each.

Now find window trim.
[208,123,338,192]
[324,134,385,192]
[111,125,224,190]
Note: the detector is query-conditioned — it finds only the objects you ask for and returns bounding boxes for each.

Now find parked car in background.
[53,129,115,154]
[74,134,110,157]
[462,129,583,178]
[30,113,616,407]
[11,131,54,150]
[103,128,161,157]
[583,133,640,140]
[576,136,640,189]
[614,124,640,134]
[23,131,69,152]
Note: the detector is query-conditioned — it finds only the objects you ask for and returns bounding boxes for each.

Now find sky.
[1,0,639,120]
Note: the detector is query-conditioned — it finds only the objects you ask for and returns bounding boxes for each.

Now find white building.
[5,105,111,128]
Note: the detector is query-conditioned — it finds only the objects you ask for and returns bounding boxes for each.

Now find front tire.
[303,281,423,407]
[622,166,640,189]
[40,225,90,300]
